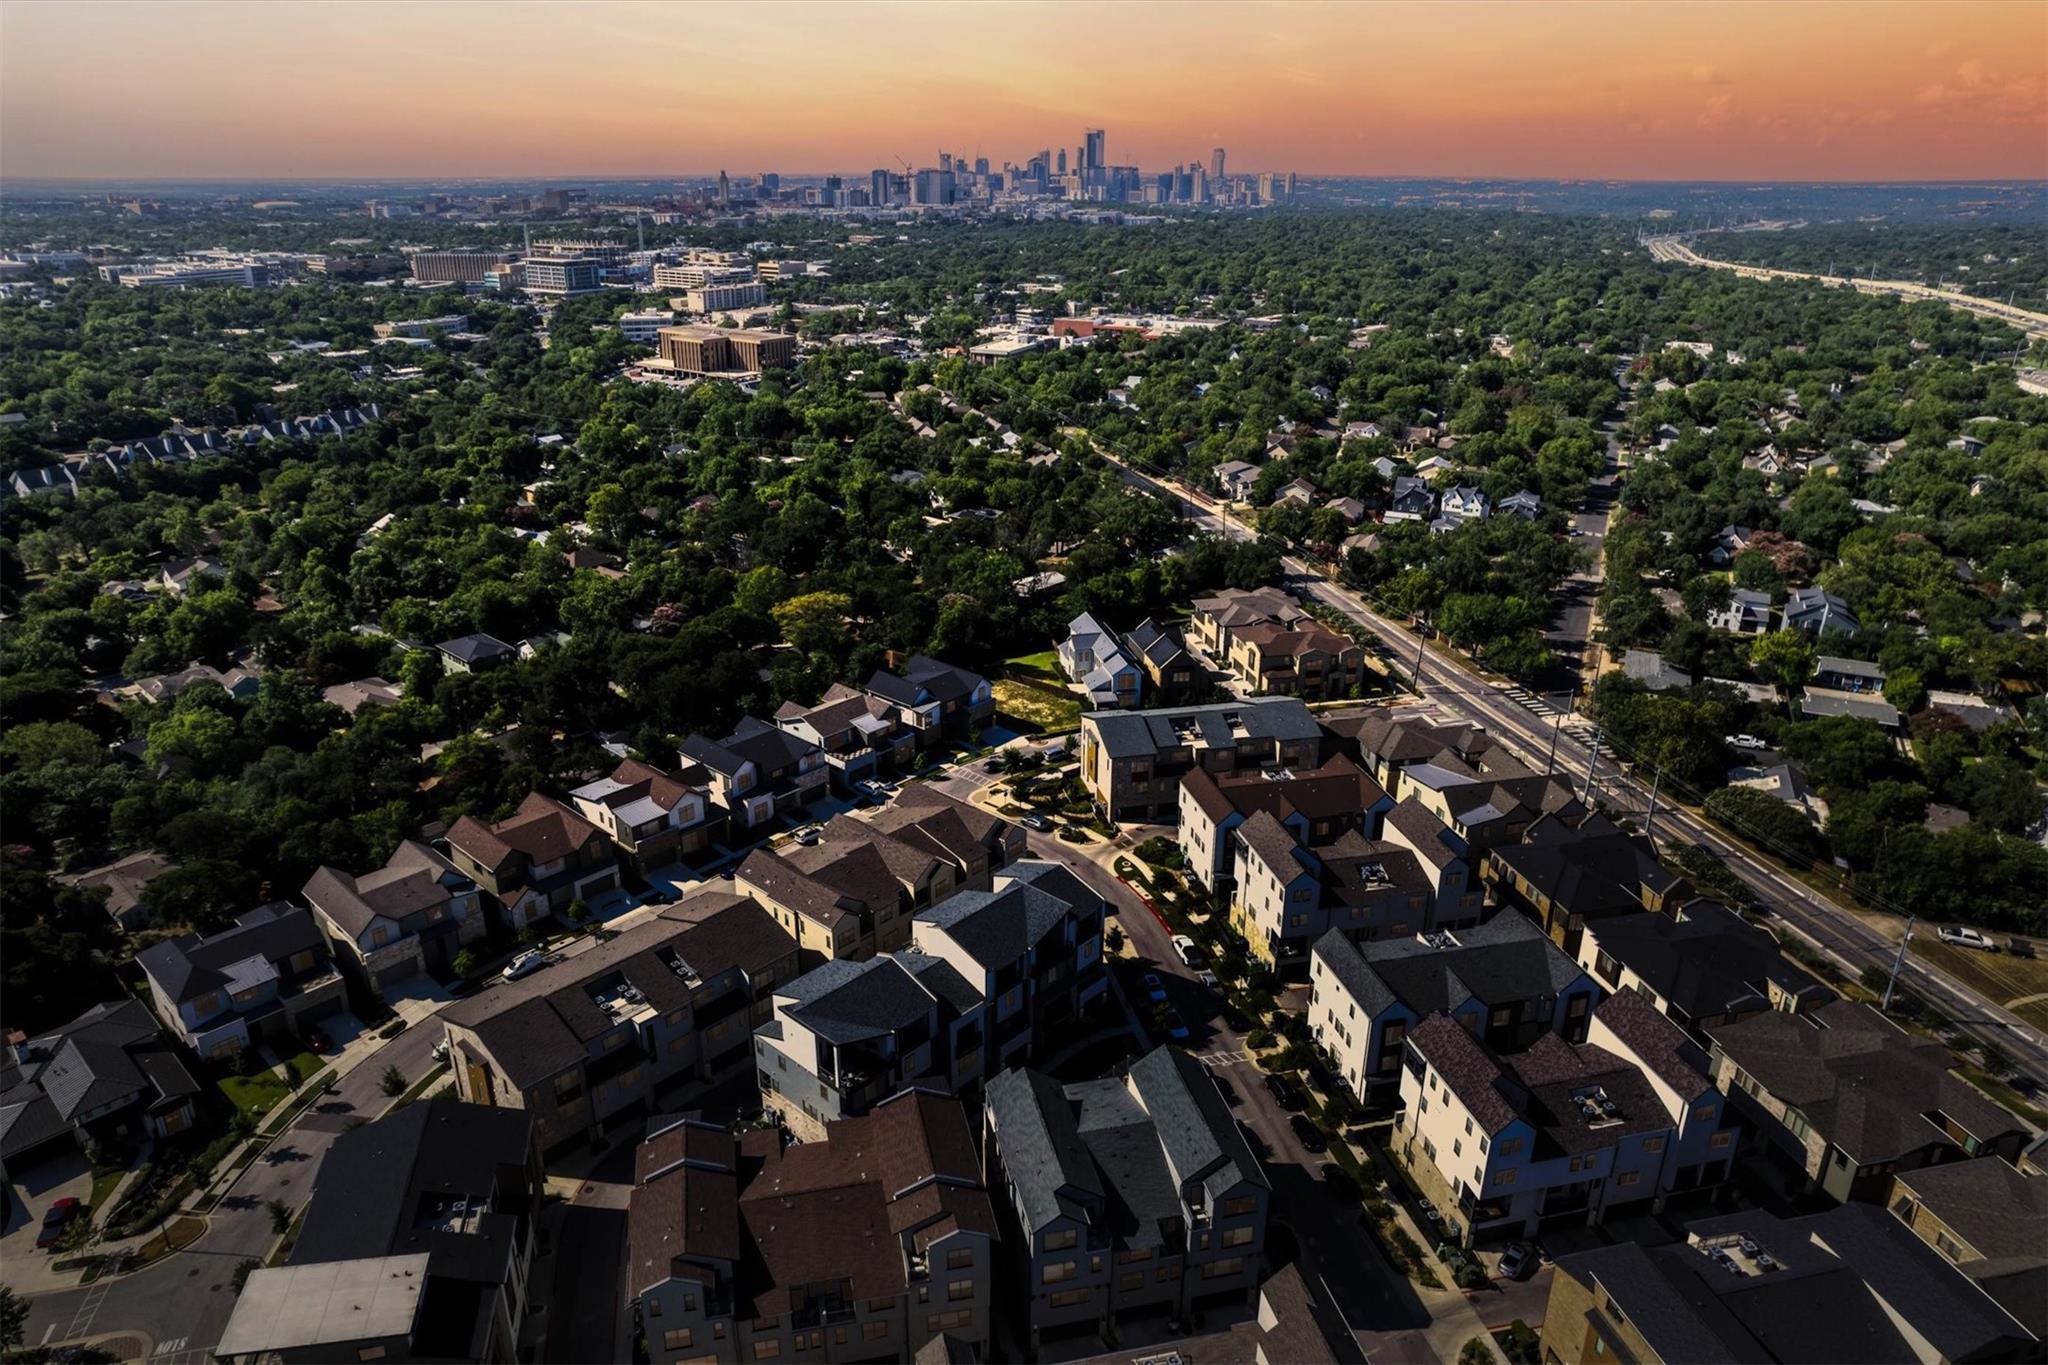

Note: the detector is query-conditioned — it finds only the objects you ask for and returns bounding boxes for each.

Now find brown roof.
[1200,755,1387,827]
[1233,619,1357,657]
[447,792,602,873]
[1409,1012,1519,1134]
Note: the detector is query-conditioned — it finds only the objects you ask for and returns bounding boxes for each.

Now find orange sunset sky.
[2,0,2044,182]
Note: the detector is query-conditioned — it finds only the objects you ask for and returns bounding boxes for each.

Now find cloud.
[1691,64,1728,85]
[1698,92,1735,129]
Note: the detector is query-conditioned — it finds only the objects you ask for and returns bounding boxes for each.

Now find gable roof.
[446,793,603,875]
[137,902,327,1005]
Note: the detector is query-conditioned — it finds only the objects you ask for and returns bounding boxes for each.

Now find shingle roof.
[1083,697,1320,761]
[1407,1013,1519,1134]
[446,793,602,875]
[1586,901,1829,1022]
[436,632,513,665]
[136,903,327,1005]
[303,841,466,939]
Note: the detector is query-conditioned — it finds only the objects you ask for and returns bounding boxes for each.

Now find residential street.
[19,1021,445,1363]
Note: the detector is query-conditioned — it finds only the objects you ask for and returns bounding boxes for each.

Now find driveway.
[2,1147,93,1294]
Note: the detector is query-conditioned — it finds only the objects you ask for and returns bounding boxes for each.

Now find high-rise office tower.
[1212,147,1226,181]
[1084,128,1106,171]
[870,169,891,205]
[939,152,952,175]
[716,170,729,204]
[1056,147,1067,176]
[1285,171,1297,198]
[974,156,989,177]
[760,172,780,194]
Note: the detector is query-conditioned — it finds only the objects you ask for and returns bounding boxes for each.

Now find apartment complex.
[655,324,796,376]
[1079,697,1323,822]
[1308,915,1600,1103]
[1482,812,1696,954]
[628,1093,997,1365]
[983,1048,1271,1350]
[409,250,517,284]
[1225,617,1366,700]
[440,892,798,1153]
[1178,756,1390,894]
[1187,586,1309,658]
[1573,896,1833,1033]
[683,279,768,312]
[755,860,1106,1140]
[1539,1205,2039,1365]
[1704,1001,2028,1204]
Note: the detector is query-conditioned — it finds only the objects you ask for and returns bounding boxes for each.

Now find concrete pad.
[1,1148,92,1291]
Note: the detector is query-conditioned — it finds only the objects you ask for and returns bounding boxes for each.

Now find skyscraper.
[1056,147,1067,176]
[716,170,729,204]
[1084,128,1106,171]
[1212,147,1226,181]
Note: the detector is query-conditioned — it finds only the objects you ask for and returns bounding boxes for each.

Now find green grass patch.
[1004,649,1061,680]
[993,677,1082,732]
[1956,1065,2048,1128]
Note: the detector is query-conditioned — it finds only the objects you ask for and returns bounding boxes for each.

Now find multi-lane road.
[1646,234,2048,340]
[1094,446,2048,1088]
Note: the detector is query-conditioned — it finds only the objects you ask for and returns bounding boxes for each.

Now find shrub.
[380,1065,406,1097]
[1459,1336,1495,1365]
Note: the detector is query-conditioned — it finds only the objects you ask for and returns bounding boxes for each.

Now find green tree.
[380,1064,406,1097]
[1749,631,1815,713]
[0,1283,25,1350]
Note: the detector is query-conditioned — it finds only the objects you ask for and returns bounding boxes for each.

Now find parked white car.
[1171,934,1205,967]
[1725,734,1768,751]
[502,950,546,980]
[1937,926,1998,952]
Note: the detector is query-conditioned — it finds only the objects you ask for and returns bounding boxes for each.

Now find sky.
[2,0,2045,183]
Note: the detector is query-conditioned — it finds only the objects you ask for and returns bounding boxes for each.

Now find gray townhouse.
[1080,697,1323,823]
[773,682,919,791]
[303,839,487,993]
[137,903,348,1059]
[863,655,995,746]
[680,716,829,832]
[983,1047,1270,1352]
[0,1000,202,1178]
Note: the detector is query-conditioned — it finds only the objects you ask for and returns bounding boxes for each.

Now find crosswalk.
[1196,1046,1256,1069]
[1500,685,1592,728]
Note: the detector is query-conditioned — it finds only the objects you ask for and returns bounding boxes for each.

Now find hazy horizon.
[3,0,2045,184]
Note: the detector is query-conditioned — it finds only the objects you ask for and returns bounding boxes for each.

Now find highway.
[1092,446,2048,1088]
[1645,234,2048,340]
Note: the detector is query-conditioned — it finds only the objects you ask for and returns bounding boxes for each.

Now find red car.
[36,1196,81,1250]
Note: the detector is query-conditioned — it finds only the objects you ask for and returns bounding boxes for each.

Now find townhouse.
[736,792,1019,965]
[221,1099,542,1365]
[1079,697,1323,823]
[1482,812,1695,955]
[1704,1001,2028,1205]
[137,903,348,1058]
[1123,619,1197,699]
[1186,586,1309,658]
[1539,1204,2039,1365]
[1177,756,1391,895]
[1308,915,1599,1103]
[628,1093,997,1365]
[983,1048,1270,1351]
[1887,1153,2048,1342]
[1573,897,1834,1034]
[1224,617,1365,700]
[1397,770,1586,858]
[681,716,829,832]
[439,892,798,1154]
[863,655,995,745]
[303,839,487,993]
[755,860,1106,1141]
[446,792,620,931]
[1321,711,1507,803]
[773,683,918,791]
[1059,612,1145,710]
[569,757,725,872]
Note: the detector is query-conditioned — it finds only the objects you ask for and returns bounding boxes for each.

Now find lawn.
[1003,649,1062,683]
[994,677,1082,732]
[216,1050,322,1120]
[1910,938,2048,1033]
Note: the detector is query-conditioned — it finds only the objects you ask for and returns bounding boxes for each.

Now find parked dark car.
[1289,1114,1327,1153]
[1264,1072,1304,1110]
[37,1197,81,1250]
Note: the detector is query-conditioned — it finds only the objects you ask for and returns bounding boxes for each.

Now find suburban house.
[773,683,917,791]
[440,891,799,1154]
[218,1100,541,1365]
[1499,490,1544,521]
[1707,587,1774,635]
[1078,697,1323,823]
[1224,617,1365,700]
[570,758,725,872]
[303,840,487,993]
[982,1047,1270,1351]
[754,860,1107,1141]
[59,850,178,931]
[1573,898,1833,1035]
[680,717,829,832]
[862,656,994,745]
[446,793,620,930]
[1438,484,1491,524]
[1385,476,1435,522]
[320,676,404,714]
[1705,1001,2028,1205]
[1812,655,1885,693]
[1059,612,1145,709]
[628,1093,997,1365]
[1799,686,1902,728]
[1887,1154,2048,1342]
[436,632,517,673]
[0,1000,202,1178]
[1622,648,1693,692]
[1308,914,1600,1102]
[1123,618,1197,698]
[1538,1204,2040,1365]
[1706,524,1754,566]
[1187,586,1310,658]
[1215,460,1259,501]
[1780,585,1860,637]
[138,904,348,1058]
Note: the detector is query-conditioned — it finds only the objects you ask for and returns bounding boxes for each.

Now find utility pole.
[1644,768,1661,843]
[1882,917,1916,1012]
[1580,724,1603,806]
[1411,619,1428,694]
[1544,693,1570,776]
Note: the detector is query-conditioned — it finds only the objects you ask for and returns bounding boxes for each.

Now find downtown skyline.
[3,0,2046,184]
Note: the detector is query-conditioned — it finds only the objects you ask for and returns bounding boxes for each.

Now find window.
[714,1324,726,1341]
[1221,1225,1254,1248]
[863,1322,889,1342]
[752,1342,781,1361]
[948,1279,974,1302]
[1453,1139,1462,1159]
[1616,1171,1640,1188]
[1710,1130,1734,1149]
[1157,1265,1180,1282]
[1499,1137,1524,1157]
[947,1248,974,1270]
[553,1072,584,1105]
[833,1328,848,1346]
[663,1329,694,1351]
[358,1352,386,1364]
[1641,1136,1666,1153]
[1494,1169,1518,1187]
[1043,1229,1077,1252]
[1693,1103,1717,1122]
[1048,1289,1091,1309]
[1042,1261,1078,1284]
[1932,1229,1968,1262]
[1202,1257,1244,1280]
[1463,1116,1473,1136]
